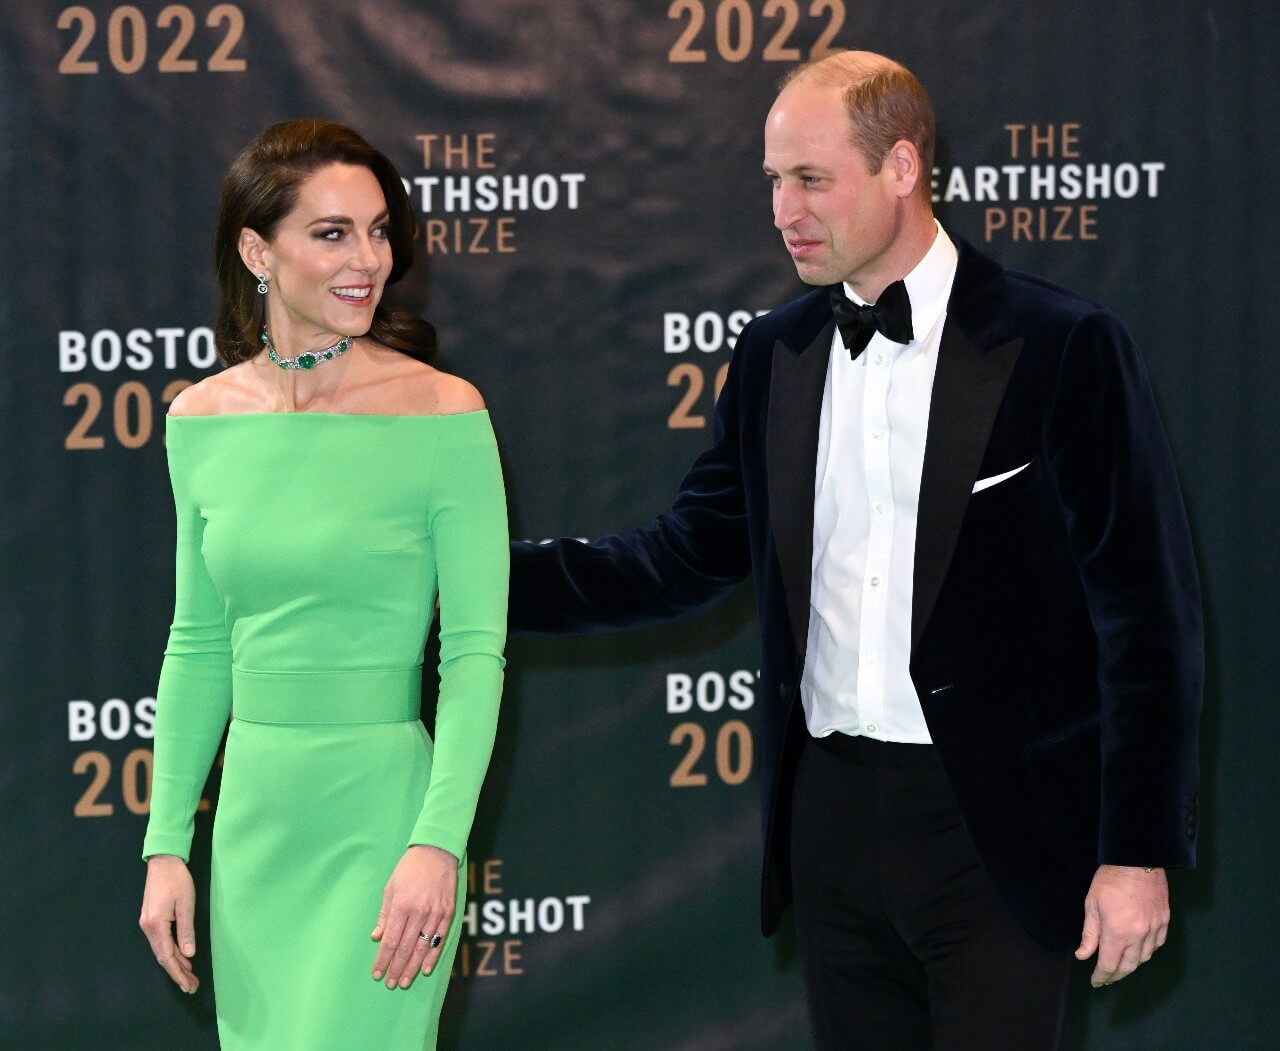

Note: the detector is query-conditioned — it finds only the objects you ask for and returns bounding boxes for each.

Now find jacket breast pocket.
[965,457,1041,521]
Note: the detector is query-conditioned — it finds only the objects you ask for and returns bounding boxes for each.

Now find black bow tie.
[830,280,914,359]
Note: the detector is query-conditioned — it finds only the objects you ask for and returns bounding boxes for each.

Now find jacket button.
[779,683,788,698]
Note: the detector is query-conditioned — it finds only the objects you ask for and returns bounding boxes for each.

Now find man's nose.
[773,184,803,230]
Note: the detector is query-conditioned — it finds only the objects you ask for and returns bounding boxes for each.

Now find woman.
[138,119,508,1050]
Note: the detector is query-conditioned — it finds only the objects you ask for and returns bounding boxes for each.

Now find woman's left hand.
[370,844,458,989]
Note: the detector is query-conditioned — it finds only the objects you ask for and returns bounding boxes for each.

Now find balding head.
[780,51,936,204]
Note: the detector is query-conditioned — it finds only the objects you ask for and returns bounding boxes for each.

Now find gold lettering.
[467,218,491,253]
[1029,123,1055,158]
[984,207,1007,241]
[423,218,518,255]
[1004,123,1026,159]
[475,939,498,977]
[495,217,516,253]
[482,859,503,895]
[1061,123,1081,158]
[1052,205,1073,241]
[1079,204,1098,240]
[417,133,490,169]
[984,205,1100,242]
[1012,207,1034,240]
[503,939,524,975]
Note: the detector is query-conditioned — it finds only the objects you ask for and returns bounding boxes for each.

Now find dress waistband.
[232,666,422,725]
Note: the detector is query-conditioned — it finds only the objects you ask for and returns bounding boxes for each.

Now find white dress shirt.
[799,222,959,742]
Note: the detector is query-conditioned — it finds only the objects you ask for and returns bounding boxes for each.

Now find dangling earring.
[256,273,268,295]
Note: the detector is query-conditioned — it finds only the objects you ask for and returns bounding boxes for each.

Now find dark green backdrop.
[2,1,1276,1047]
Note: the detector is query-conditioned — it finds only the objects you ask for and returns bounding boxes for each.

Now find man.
[509,51,1201,1049]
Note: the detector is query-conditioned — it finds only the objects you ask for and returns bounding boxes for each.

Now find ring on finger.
[417,931,443,949]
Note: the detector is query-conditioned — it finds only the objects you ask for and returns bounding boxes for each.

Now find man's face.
[763,83,900,290]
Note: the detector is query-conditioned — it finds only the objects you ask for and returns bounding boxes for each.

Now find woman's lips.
[331,287,373,307]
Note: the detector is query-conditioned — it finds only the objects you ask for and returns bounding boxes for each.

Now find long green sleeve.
[408,417,509,860]
[142,422,233,862]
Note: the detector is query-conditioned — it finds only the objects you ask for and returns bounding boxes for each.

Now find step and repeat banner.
[2,2,1276,1048]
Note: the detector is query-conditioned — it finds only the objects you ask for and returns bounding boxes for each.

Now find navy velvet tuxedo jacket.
[509,236,1203,950]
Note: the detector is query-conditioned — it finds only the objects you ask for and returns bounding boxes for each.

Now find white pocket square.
[972,461,1032,494]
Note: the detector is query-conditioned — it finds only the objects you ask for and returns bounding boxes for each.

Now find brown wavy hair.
[212,119,436,365]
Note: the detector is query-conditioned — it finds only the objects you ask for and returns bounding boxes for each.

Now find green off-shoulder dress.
[142,410,508,1050]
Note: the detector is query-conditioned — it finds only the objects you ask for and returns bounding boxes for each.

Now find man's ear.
[887,139,923,200]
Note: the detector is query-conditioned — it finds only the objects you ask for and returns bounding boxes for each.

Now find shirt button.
[866,724,878,733]
[870,576,881,586]
[871,430,884,440]
[875,503,886,514]
[874,355,884,366]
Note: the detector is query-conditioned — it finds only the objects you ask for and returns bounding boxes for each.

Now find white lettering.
[1059,164,1082,200]
[99,698,130,741]
[693,312,723,353]
[664,313,691,354]
[90,330,123,371]
[480,898,506,937]
[536,897,564,933]
[474,174,500,212]
[68,701,96,742]
[59,331,88,373]
[974,166,1000,202]
[1086,163,1111,200]
[1001,165,1026,200]
[503,175,529,211]
[443,176,471,212]
[561,173,585,209]
[666,673,693,713]
[134,697,156,740]
[944,166,971,203]
[1113,162,1139,199]
[531,174,558,210]
[696,672,726,713]
[728,669,755,710]
[1029,165,1054,200]
[565,895,591,931]
[189,328,217,369]
[1142,161,1166,197]
[507,897,536,935]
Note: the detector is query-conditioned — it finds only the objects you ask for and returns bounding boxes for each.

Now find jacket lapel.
[767,315,834,656]
[911,241,1023,651]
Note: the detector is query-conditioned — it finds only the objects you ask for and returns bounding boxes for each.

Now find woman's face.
[247,162,394,350]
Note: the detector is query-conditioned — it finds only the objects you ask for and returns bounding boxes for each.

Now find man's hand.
[1075,864,1169,987]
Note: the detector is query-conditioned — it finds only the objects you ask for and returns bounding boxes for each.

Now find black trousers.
[789,731,1072,1051]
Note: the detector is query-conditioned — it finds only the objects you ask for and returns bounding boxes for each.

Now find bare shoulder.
[430,371,486,415]
[167,364,255,417]
[381,353,485,416]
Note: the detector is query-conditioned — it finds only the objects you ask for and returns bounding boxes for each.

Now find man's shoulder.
[955,235,1118,335]
[1003,266,1109,325]
[739,285,831,351]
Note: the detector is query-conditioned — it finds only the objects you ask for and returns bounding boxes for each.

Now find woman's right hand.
[139,855,199,994]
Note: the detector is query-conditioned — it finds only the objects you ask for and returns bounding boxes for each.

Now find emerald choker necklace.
[261,328,354,371]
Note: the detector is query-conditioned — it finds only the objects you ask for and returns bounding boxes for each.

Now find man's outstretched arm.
[509,327,756,635]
